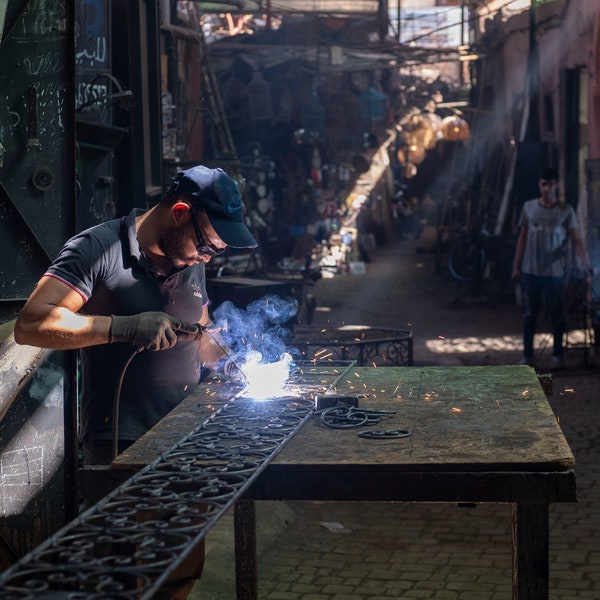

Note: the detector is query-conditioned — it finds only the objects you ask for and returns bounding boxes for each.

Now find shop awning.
[198,0,380,15]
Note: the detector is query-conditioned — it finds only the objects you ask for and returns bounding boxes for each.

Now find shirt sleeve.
[564,205,579,231]
[45,228,111,301]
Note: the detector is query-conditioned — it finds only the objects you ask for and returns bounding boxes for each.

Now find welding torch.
[201,325,248,386]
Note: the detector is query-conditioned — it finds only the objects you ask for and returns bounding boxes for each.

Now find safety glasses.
[189,211,225,257]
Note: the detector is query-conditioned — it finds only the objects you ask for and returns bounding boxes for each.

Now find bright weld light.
[240,352,292,401]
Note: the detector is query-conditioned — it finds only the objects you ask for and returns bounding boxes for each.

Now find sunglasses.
[189,211,225,257]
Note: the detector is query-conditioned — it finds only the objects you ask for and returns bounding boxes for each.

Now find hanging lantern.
[404,162,418,179]
[421,112,443,148]
[441,116,470,141]
[404,113,441,150]
[407,142,426,165]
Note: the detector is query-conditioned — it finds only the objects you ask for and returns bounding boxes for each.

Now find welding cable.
[112,347,143,461]
[110,324,204,460]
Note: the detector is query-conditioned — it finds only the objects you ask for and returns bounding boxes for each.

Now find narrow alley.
[195,232,600,600]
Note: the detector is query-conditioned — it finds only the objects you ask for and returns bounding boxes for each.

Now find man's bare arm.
[14,276,112,349]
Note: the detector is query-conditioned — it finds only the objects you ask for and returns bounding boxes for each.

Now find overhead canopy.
[199,0,381,15]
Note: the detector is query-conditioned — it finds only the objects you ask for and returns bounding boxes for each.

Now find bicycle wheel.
[448,239,486,282]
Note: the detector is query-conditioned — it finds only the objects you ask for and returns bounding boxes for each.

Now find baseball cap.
[173,165,258,248]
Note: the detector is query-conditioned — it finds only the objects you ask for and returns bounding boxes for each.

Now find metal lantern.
[441,116,470,141]
[407,142,426,165]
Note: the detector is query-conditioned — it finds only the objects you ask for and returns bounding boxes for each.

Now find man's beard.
[159,226,196,269]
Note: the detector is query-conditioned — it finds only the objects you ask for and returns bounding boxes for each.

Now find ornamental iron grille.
[0,363,353,599]
[292,325,414,367]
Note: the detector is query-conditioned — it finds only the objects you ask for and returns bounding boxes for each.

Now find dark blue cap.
[173,166,257,249]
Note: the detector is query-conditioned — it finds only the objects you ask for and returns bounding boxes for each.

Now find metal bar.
[234,499,257,600]
[512,502,549,600]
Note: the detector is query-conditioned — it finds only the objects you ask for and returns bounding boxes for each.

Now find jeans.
[521,273,566,358]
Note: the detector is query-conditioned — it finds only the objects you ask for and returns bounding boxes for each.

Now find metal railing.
[0,363,353,599]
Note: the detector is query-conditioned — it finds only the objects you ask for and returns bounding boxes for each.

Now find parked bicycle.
[448,215,515,305]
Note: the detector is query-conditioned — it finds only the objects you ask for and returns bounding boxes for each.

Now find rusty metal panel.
[0,0,75,301]
[75,0,131,231]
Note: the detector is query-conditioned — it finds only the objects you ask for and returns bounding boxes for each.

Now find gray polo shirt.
[46,209,208,442]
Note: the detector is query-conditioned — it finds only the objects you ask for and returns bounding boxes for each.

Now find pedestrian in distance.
[511,166,591,369]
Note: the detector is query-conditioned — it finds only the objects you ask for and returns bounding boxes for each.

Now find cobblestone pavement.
[194,233,600,599]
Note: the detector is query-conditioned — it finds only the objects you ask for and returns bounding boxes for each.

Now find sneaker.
[519,355,534,367]
[550,355,564,370]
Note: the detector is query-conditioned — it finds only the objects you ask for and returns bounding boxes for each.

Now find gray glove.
[109,311,202,351]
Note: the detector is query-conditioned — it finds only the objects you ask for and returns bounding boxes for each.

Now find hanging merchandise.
[300,85,325,139]
[311,148,322,185]
[441,116,470,141]
[358,86,387,123]
[247,70,273,121]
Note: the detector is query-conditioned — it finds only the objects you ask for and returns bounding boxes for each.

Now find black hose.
[112,347,142,461]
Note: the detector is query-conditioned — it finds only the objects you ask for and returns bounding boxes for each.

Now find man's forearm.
[14,307,112,350]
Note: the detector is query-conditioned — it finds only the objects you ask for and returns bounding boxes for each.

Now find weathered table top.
[113,364,575,600]
[272,365,574,472]
[114,365,576,503]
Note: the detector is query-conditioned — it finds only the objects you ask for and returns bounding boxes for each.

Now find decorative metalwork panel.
[292,325,414,366]
[0,363,353,599]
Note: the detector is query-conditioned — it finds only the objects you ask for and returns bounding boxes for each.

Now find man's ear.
[172,200,190,221]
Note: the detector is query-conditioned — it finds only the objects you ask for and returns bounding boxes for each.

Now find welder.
[14,165,257,598]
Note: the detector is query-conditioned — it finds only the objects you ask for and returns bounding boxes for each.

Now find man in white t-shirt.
[512,167,591,369]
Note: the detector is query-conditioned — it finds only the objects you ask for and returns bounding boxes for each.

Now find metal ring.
[320,406,368,429]
[358,429,411,439]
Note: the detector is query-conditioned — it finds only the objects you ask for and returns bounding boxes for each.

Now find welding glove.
[109,311,202,351]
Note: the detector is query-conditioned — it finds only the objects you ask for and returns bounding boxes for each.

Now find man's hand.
[109,312,201,351]
[511,265,521,281]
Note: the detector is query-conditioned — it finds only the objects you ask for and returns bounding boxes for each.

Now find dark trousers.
[521,273,566,358]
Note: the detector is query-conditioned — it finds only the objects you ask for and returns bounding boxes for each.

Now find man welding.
[15,165,256,463]
[15,165,257,597]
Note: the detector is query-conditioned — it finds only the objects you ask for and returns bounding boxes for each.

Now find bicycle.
[448,216,515,305]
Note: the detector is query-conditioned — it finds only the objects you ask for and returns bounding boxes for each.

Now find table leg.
[511,502,549,600]
[234,499,258,600]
